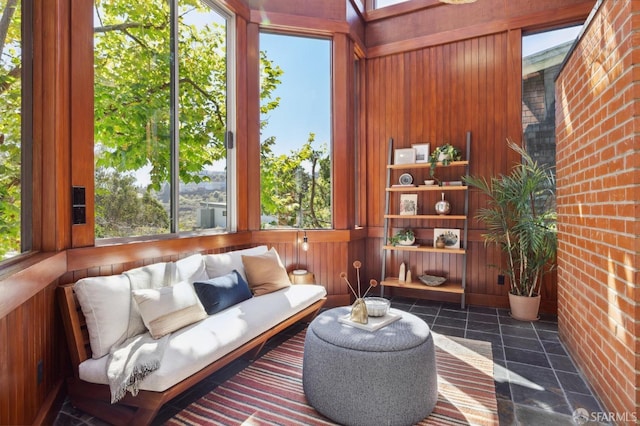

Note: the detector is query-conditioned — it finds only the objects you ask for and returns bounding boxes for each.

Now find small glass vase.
[350,298,368,324]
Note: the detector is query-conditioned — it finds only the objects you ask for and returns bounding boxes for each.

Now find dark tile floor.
[54,297,608,425]
[388,297,609,426]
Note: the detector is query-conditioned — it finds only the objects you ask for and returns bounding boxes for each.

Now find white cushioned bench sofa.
[58,245,327,425]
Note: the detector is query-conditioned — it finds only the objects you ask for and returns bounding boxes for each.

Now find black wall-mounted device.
[72,186,86,225]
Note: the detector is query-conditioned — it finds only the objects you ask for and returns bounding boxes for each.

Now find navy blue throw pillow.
[194,270,253,315]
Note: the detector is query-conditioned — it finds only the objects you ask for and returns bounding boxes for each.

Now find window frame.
[93,0,237,242]
[257,31,334,231]
[21,0,33,254]
[0,0,34,265]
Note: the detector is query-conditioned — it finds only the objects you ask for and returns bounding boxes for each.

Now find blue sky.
[523,25,582,57]
[259,34,332,156]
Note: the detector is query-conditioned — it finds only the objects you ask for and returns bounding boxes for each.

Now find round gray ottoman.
[303,306,437,426]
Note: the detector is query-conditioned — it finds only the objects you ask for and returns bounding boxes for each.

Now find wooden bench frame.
[58,283,326,425]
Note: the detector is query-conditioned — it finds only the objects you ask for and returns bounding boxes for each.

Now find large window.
[94,0,234,239]
[522,25,582,170]
[259,33,332,229]
[0,0,30,260]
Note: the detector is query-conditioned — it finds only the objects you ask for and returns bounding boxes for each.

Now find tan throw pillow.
[132,281,207,339]
[242,248,291,296]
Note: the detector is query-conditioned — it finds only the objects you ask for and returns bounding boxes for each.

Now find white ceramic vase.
[435,192,451,215]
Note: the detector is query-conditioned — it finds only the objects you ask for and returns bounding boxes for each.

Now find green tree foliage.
[94,0,219,191]
[0,0,331,252]
[260,133,331,229]
[95,169,169,238]
[0,0,21,258]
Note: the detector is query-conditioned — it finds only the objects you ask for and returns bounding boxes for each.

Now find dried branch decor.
[340,261,378,324]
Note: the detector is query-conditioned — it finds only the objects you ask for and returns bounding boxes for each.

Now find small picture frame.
[394,148,416,165]
[434,228,461,249]
[412,143,430,163]
[399,194,418,215]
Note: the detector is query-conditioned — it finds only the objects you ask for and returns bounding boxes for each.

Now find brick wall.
[556,0,639,420]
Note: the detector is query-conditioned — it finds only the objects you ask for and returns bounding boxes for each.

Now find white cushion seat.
[78,284,326,392]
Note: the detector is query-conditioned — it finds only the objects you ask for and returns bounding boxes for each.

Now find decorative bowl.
[364,297,391,317]
[418,274,447,287]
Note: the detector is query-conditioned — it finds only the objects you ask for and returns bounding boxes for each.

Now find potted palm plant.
[464,140,557,321]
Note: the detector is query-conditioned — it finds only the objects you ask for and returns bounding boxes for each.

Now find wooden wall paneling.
[356,55,368,227]
[346,0,366,53]
[53,0,72,252]
[65,232,252,273]
[0,253,67,320]
[39,0,65,252]
[338,241,351,303]
[364,58,379,227]
[235,15,250,231]
[365,236,382,286]
[5,307,21,423]
[247,0,347,28]
[70,0,95,248]
[346,39,358,229]
[218,0,251,21]
[322,242,335,295]
[0,279,64,425]
[307,242,320,288]
[364,58,373,227]
[410,50,421,143]
[448,43,458,140]
[245,22,261,230]
[443,43,452,138]
[506,29,522,143]
[0,308,7,424]
[332,242,342,298]
[365,0,592,58]
[506,1,591,32]
[363,31,551,307]
[348,236,367,297]
[31,0,43,252]
[392,55,405,146]
[493,33,506,175]
[332,33,353,230]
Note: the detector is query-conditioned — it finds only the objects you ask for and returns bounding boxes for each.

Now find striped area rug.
[167,329,498,425]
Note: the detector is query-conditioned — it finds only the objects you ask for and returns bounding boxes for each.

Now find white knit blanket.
[106,262,174,403]
[107,332,168,403]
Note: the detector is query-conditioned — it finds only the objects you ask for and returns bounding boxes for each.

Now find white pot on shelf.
[438,152,450,162]
[397,236,415,246]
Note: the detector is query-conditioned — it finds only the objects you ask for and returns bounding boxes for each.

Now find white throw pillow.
[132,281,207,339]
[175,253,208,284]
[74,274,132,359]
[123,262,175,338]
[204,245,268,281]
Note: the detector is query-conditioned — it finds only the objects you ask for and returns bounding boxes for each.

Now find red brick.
[633,9,640,29]
[556,0,638,416]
